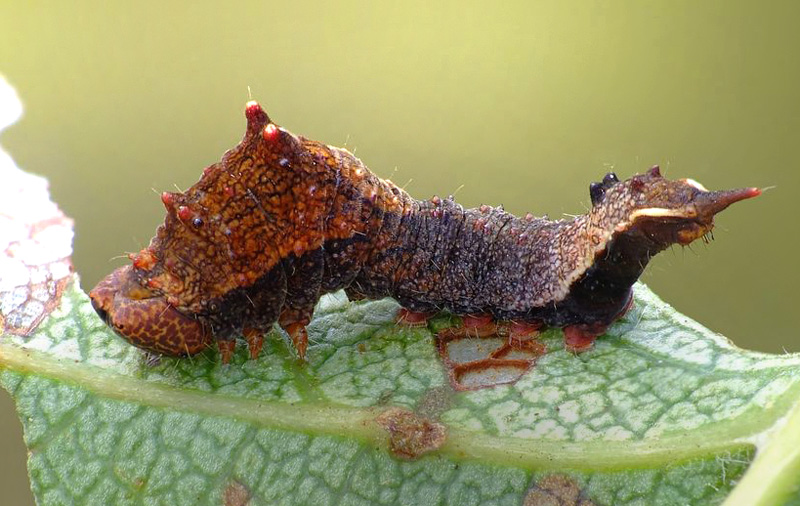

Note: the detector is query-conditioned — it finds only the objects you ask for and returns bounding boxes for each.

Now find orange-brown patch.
[396,308,435,327]
[523,475,596,506]
[137,104,410,314]
[375,407,447,460]
[242,327,264,359]
[223,480,251,506]
[90,265,212,356]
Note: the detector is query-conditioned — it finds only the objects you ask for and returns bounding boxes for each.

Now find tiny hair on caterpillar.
[90,101,760,363]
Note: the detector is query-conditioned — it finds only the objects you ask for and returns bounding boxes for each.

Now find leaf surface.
[1,76,799,506]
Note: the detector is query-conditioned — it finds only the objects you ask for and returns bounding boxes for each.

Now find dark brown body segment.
[90,101,759,360]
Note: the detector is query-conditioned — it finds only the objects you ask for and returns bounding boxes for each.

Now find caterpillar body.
[90,101,760,362]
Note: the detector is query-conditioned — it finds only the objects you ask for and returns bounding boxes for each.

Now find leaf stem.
[723,394,800,505]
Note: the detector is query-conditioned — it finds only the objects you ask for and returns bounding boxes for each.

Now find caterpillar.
[90,101,760,363]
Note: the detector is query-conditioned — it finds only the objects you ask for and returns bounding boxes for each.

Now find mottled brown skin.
[90,101,760,361]
[90,265,212,355]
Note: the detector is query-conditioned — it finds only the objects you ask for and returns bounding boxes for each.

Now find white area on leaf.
[556,400,580,424]
[604,426,634,440]
[628,285,800,371]
[0,75,75,336]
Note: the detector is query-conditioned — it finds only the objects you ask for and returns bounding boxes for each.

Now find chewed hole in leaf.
[443,336,506,363]
[436,328,546,391]
[454,360,535,390]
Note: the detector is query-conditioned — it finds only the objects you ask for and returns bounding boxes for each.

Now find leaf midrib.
[2,342,792,472]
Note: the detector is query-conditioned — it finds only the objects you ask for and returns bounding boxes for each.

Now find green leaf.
[3,281,800,505]
[3,77,800,506]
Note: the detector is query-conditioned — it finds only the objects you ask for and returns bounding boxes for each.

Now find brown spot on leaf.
[523,475,596,506]
[223,480,250,506]
[0,161,73,336]
[375,407,447,460]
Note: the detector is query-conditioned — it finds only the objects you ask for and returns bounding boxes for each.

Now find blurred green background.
[1,1,798,503]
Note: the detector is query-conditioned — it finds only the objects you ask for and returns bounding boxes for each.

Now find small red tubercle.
[263,123,279,142]
[245,100,262,121]
[244,101,270,135]
[133,249,157,271]
[177,206,193,221]
[745,187,762,198]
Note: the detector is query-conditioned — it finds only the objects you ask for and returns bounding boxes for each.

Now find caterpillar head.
[589,166,760,246]
[89,100,289,358]
[89,265,212,356]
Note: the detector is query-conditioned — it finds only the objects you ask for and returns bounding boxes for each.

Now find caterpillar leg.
[280,249,325,360]
[436,314,498,338]
[279,309,312,360]
[507,321,544,349]
[396,308,436,327]
[217,339,237,364]
[217,331,265,364]
[563,323,607,352]
[215,327,270,363]
[563,293,635,353]
[243,327,265,359]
